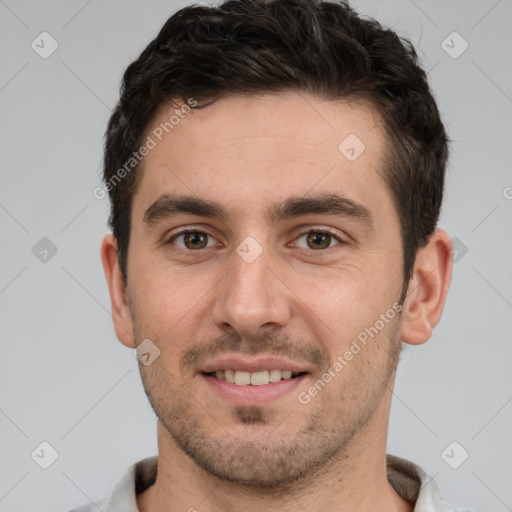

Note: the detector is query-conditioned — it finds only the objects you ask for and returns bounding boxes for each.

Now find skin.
[102,92,453,512]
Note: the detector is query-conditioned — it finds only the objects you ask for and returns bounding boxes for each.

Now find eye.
[169,230,217,250]
[293,230,342,250]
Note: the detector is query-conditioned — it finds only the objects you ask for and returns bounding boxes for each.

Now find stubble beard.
[135,317,402,491]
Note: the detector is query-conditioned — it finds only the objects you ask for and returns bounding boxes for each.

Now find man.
[71,0,463,510]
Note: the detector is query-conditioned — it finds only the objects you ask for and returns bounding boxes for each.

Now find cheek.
[291,263,400,350]
[128,259,217,338]
[289,264,394,314]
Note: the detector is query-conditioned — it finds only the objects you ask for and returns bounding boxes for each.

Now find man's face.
[125,92,405,486]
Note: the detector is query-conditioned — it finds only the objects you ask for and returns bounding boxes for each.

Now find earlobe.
[101,234,136,348]
[400,230,453,345]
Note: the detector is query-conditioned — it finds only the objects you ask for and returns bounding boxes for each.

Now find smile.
[205,369,306,386]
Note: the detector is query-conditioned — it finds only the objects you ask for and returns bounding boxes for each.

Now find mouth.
[203,369,307,386]
[198,357,310,405]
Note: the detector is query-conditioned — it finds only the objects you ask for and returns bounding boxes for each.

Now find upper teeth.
[215,369,295,385]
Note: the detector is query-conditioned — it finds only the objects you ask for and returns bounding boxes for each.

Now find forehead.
[134,92,392,223]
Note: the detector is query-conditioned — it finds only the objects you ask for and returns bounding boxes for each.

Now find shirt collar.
[100,454,459,511]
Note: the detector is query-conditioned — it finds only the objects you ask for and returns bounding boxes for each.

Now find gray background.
[1,1,511,511]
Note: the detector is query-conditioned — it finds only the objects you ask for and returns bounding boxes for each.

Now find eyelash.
[166,227,344,252]
[167,228,218,250]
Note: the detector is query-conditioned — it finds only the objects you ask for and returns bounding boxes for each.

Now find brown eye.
[293,230,341,251]
[183,232,208,249]
[306,232,332,250]
[171,231,213,250]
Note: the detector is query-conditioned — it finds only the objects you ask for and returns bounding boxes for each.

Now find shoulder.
[65,456,158,512]
[67,499,109,512]
[386,454,477,512]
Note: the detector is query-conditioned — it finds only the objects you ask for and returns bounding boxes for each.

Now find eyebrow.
[265,193,374,228]
[143,192,374,229]
[143,194,227,225]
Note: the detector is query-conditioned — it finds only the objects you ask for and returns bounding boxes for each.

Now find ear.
[101,234,136,348]
[400,229,453,345]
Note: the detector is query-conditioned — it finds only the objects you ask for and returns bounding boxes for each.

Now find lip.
[197,355,311,374]
[201,372,308,405]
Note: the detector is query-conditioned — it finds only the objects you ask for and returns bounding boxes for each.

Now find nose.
[211,245,291,337]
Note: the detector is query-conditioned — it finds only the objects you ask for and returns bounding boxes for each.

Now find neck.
[137,391,413,512]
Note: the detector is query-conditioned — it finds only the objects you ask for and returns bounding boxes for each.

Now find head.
[101,0,452,489]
